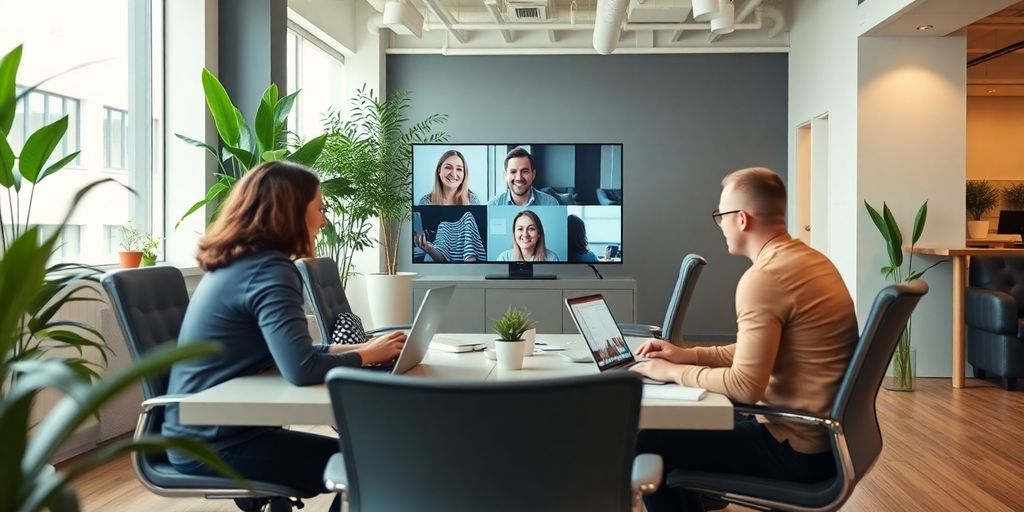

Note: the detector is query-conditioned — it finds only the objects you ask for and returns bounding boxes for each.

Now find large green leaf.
[201,68,240,147]
[38,151,82,183]
[254,84,278,154]
[881,203,904,268]
[22,342,223,480]
[0,228,49,360]
[0,395,31,510]
[19,116,69,183]
[0,45,22,134]
[864,201,891,244]
[260,149,286,161]
[272,90,299,132]
[176,178,231,228]
[911,201,928,245]
[287,133,327,167]
[0,132,15,188]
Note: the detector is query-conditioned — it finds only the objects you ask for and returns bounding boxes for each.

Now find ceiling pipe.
[735,0,763,24]
[593,0,630,54]
[760,4,785,38]
[423,19,764,32]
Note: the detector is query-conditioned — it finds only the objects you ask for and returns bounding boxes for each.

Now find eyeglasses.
[711,209,741,226]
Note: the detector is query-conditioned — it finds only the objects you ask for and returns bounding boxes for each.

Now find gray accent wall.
[389,54,787,338]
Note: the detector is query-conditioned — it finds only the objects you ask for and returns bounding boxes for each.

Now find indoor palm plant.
[0,44,239,511]
[966,180,999,238]
[176,69,329,226]
[315,85,448,325]
[491,307,534,370]
[864,200,944,391]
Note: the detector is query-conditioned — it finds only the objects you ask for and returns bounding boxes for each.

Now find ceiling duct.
[507,0,550,21]
[593,0,630,54]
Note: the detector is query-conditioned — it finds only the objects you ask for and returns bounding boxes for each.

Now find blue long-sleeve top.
[163,250,360,461]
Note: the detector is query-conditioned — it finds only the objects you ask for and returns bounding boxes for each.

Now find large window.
[104,107,128,170]
[286,27,344,140]
[11,89,81,166]
[0,0,164,265]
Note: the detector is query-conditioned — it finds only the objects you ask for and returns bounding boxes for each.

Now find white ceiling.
[378,0,790,54]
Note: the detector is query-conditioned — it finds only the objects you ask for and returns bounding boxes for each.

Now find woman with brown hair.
[496,210,560,262]
[163,161,404,512]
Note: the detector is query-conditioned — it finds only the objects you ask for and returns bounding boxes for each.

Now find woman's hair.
[567,214,588,257]
[510,210,548,262]
[429,150,470,205]
[196,160,321,271]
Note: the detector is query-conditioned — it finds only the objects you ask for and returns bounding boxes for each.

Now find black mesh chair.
[619,254,706,345]
[295,257,409,341]
[322,370,662,512]
[666,280,928,511]
[101,266,311,512]
[965,255,1024,390]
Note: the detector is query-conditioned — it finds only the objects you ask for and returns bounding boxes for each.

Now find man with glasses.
[631,167,858,512]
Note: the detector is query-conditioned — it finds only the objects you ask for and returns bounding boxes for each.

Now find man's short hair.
[504,146,535,171]
[721,167,787,222]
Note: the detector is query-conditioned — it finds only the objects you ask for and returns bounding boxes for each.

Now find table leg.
[952,255,966,388]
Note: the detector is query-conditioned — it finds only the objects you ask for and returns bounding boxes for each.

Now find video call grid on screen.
[411,143,624,264]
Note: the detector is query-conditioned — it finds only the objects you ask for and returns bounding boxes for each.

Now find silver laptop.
[565,294,667,384]
[388,285,455,374]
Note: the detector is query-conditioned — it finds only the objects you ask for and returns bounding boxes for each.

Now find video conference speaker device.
[383,0,424,38]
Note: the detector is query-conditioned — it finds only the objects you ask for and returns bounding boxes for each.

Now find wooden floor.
[67,378,1024,511]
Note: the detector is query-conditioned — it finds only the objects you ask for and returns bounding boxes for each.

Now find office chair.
[322,370,663,512]
[295,257,409,340]
[619,253,707,345]
[965,255,1024,390]
[666,280,928,511]
[101,266,312,512]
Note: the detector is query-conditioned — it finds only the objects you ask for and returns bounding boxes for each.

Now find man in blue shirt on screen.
[488,146,560,206]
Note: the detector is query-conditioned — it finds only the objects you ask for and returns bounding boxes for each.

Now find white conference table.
[179,334,734,430]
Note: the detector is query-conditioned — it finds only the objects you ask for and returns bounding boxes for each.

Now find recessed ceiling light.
[988,89,997,94]
[916,24,933,31]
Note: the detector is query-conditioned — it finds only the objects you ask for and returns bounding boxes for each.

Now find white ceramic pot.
[494,340,526,370]
[967,220,989,239]
[364,272,416,328]
[522,328,537,357]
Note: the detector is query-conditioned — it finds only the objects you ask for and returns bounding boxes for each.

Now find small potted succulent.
[491,307,534,370]
[118,222,159,268]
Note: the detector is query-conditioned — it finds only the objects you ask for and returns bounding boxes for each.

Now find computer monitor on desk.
[997,210,1024,247]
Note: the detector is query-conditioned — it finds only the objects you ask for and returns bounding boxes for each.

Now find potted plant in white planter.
[1003,182,1024,211]
[492,307,534,370]
[966,180,999,239]
[316,86,448,326]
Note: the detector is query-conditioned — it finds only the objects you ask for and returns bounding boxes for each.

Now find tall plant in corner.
[176,69,329,226]
[316,85,448,283]
[864,200,945,391]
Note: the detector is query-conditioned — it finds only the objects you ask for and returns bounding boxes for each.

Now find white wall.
[857,36,965,377]
[289,0,356,52]
[967,97,1024,181]
[788,0,861,296]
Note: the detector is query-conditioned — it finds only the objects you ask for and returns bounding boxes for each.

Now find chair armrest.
[965,288,1019,335]
[366,325,412,336]
[323,453,348,494]
[140,394,192,412]
[734,404,835,430]
[632,454,663,495]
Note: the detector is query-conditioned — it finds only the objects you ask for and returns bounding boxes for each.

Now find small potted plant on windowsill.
[492,307,534,370]
[118,222,158,268]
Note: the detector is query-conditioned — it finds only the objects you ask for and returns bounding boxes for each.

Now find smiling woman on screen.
[497,210,560,262]
[419,149,481,205]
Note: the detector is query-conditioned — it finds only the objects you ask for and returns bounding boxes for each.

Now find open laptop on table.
[371,285,455,374]
[565,294,668,385]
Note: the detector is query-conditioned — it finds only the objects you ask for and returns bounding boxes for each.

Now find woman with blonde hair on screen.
[497,210,560,262]
[418,149,481,205]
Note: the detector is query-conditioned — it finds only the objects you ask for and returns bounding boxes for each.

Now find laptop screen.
[566,295,634,370]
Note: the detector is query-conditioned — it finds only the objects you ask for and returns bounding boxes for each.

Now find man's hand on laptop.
[356,331,407,366]
[630,359,681,384]
[635,339,696,365]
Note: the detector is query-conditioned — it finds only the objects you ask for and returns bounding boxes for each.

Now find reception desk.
[911,246,1024,388]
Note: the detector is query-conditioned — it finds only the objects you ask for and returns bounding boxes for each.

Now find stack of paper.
[431,339,486,353]
[642,384,707,401]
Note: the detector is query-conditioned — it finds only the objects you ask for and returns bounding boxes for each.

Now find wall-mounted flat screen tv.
[411,143,623,275]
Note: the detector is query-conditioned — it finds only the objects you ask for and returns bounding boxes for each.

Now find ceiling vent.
[506,0,549,21]
[626,0,691,24]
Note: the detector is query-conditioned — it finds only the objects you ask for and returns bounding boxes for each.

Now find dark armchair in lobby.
[965,255,1024,390]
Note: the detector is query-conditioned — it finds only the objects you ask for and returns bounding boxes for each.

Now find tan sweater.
[677,234,858,454]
